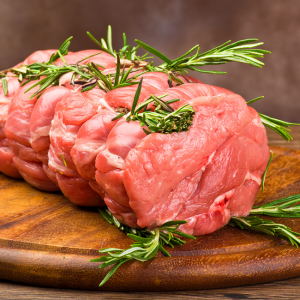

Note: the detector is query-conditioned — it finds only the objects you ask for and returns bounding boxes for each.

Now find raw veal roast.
[0,48,270,236]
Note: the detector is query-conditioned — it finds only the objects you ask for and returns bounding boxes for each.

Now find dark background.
[0,0,299,122]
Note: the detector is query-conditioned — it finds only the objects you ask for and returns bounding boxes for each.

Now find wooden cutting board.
[1,145,300,292]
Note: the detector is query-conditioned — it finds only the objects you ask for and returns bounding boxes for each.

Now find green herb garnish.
[247,96,299,141]
[91,208,196,287]
[261,150,273,191]
[250,193,300,218]
[1,26,271,100]
[246,96,264,105]
[229,216,300,247]
[49,37,73,64]
[1,77,8,96]
[259,113,299,142]
[87,26,152,64]
[0,31,142,98]
[87,25,116,58]
[112,78,195,134]
[135,38,270,78]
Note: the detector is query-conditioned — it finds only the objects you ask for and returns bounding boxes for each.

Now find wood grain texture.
[2,277,300,300]
[0,126,300,298]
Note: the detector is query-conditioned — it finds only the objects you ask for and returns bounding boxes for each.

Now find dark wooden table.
[1,126,300,300]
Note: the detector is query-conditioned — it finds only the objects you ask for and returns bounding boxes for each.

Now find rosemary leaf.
[30,72,62,99]
[219,39,262,51]
[1,77,8,96]
[87,32,103,51]
[98,208,113,224]
[81,83,97,93]
[99,258,130,287]
[261,150,273,191]
[259,113,299,141]
[114,55,121,87]
[101,38,108,51]
[135,39,172,64]
[56,50,67,64]
[111,112,126,121]
[49,36,73,63]
[20,78,32,87]
[171,45,199,64]
[107,25,114,55]
[119,65,133,84]
[77,52,102,64]
[247,96,264,104]
[123,33,127,47]
[130,77,143,115]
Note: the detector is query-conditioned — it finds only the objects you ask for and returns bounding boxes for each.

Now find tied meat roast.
[0,49,270,236]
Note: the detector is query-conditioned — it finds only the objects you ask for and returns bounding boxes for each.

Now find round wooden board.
[1,145,300,292]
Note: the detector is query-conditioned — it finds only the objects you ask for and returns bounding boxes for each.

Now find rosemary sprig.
[87,26,152,63]
[228,216,300,247]
[1,26,272,97]
[11,51,139,98]
[0,37,69,95]
[92,208,196,286]
[112,78,195,134]
[135,38,270,76]
[259,113,299,142]
[87,25,116,57]
[49,37,73,63]
[0,30,143,98]
[246,96,299,141]
[250,193,300,218]
[119,33,152,61]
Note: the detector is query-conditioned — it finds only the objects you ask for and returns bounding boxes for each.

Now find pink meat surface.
[71,109,118,181]
[58,72,196,206]
[0,75,22,178]
[88,83,269,235]
[4,81,59,191]
[0,50,57,179]
[48,87,107,205]
[22,49,58,65]
[104,72,202,109]
[55,50,115,69]
[30,87,71,161]
[30,86,71,184]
